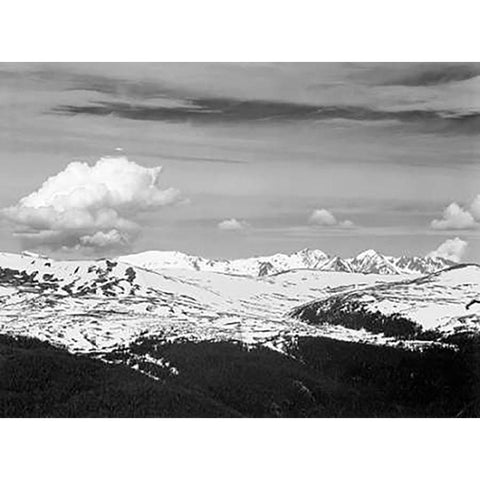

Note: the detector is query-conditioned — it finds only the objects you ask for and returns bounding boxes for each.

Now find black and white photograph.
[1,60,479,418]
[0,2,479,478]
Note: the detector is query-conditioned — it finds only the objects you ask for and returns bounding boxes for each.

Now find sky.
[0,62,479,260]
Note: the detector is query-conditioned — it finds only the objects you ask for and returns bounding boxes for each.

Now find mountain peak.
[355,249,380,260]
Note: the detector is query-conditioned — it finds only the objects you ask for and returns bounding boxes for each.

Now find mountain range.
[118,248,455,276]
[0,250,411,353]
[0,248,479,371]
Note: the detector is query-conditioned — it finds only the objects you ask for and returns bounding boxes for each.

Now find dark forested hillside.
[1,334,479,417]
[0,335,239,417]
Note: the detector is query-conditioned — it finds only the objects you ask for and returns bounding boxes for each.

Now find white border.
[0,0,479,61]
[1,419,479,479]
[1,1,479,478]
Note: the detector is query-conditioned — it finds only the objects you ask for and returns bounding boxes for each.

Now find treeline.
[293,298,429,340]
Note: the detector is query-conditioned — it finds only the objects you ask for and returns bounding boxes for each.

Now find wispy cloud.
[35,62,480,136]
[374,63,480,87]
[51,97,480,135]
[155,153,247,165]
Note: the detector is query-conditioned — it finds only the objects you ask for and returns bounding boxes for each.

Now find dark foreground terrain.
[1,334,479,417]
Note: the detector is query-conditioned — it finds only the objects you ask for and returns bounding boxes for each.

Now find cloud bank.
[2,156,181,254]
[308,209,354,228]
[428,237,468,262]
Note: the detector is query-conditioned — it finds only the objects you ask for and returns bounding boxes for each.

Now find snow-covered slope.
[118,248,454,277]
[0,249,475,363]
[290,264,480,339]
[0,251,415,353]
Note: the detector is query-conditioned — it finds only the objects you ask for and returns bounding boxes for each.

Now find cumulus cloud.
[217,218,248,231]
[2,156,181,253]
[308,209,354,228]
[431,202,478,230]
[469,195,480,219]
[79,230,130,249]
[428,237,468,262]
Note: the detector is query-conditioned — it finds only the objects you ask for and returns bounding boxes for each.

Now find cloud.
[309,209,336,226]
[2,156,181,254]
[217,218,248,231]
[308,209,354,228]
[79,230,130,249]
[375,63,480,87]
[52,98,480,136]
[430,202,478,230]
[468,195,480,219]
[428,237,468,262]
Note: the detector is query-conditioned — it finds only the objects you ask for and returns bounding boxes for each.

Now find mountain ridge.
[290,263,480,340]
[117,247,456,276]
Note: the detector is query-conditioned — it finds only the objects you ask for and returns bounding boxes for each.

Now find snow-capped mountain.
[1,250,479,380]
[117,248,329,277]
[389,255,456,275]
[0,250,409,353]
[347,249,402,275]
[320,256,354,273]
[118,248,455,277]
